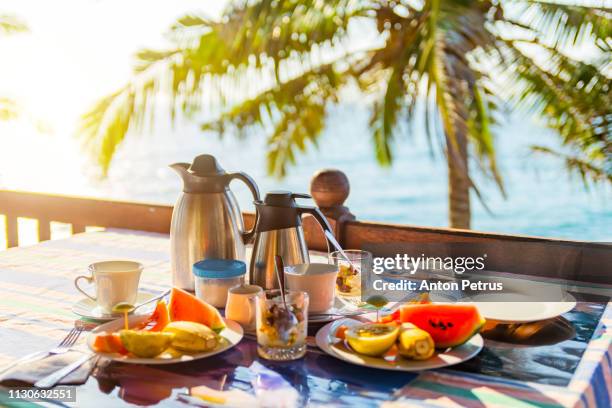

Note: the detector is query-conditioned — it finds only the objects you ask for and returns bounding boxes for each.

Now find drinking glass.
[255,289,309,361]
[329,250,373,297]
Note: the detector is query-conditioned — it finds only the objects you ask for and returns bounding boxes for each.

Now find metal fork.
[0,326,83,376]
[47,327,84,356]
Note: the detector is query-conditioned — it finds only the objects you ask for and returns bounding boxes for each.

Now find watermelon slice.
[137,300,170,332]
[168,287,225,332]
[381,303,485,348]
[379,293,431,323]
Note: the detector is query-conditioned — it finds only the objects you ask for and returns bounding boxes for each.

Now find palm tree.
[80,0,611,229]
[0,13,28,121]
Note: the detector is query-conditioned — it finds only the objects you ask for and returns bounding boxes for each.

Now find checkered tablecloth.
[0,229,610,407]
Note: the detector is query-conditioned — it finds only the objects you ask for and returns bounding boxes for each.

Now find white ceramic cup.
[284,263,338,313]
[74,261,143,314]
[225,284,263,331]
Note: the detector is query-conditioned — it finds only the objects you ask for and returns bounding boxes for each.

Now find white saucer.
[72,292,158,321]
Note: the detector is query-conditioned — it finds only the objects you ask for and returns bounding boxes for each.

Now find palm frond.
[0,98,20,120]
[507,0,612,47]
[496,39,611,184]
[502,41,610,147]
[202,64,343,177]
[79,86,139,174]
[369,64,405,166]
[266,101,327,177]
[468,83,505,195]
[531,145,612,185]
[0,14,27,35]
[79,0,360,175]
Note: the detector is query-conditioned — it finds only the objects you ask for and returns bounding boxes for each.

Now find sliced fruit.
[379,294,431,323]
[119,330,175,358]
[334,325,349,340]
[163,321,218,353]
[168,287,225,332]
[137,301,170,332]
[382,343,398,361]
[345,323,399,356]
[389,304,485,348]
[397,323,434,360]
[93,332,128,354]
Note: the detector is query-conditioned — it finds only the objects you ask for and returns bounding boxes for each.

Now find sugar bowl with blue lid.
[193,259,246,308]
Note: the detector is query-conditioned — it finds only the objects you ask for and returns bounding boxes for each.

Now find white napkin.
[0,351,95,386]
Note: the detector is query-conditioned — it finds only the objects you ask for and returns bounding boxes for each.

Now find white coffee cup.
[284,263,338,313]
[225,284,263,331]
[74,261,143,314]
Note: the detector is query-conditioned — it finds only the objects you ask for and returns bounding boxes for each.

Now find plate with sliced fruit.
[87,288,243,364]
[315,303,485,371]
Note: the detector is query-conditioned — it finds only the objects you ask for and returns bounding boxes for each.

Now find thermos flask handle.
[297,205,335,249]
[227,172,260,244]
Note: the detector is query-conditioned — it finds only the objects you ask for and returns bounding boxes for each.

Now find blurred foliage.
[0,14,27,35]
[0,13,28,124]
[0,98,20,121]
[80,0,611,226]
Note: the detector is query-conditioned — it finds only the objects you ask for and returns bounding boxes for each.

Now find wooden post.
[6,215,18,248]
[72,224,86,234]
[303,169,356,251]
[38,219,51,242]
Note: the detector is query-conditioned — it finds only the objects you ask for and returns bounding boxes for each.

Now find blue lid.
[193,259,246,279]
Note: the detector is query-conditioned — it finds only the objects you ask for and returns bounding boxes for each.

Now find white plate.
[461,276,577,322]
[315,318,483,372]
[72,292,158,321]
[87,315,243,364]
[466,297,577,323]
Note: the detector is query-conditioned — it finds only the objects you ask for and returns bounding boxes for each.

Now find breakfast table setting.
[0,154,610,407]
[0,228,610,407]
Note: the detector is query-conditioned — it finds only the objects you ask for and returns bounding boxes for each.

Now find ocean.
[93,104,611,242]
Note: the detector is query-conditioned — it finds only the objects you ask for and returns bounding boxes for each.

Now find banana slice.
[398,323,435,360]
[163,321,218,352]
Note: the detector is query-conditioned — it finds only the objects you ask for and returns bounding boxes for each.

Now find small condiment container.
[193,259,246,308]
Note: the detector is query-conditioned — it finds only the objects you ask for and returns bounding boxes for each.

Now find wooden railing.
[1,169,609,284]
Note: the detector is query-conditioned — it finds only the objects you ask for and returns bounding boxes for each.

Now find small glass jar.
[256,289,309,361]
[192,259,246,308]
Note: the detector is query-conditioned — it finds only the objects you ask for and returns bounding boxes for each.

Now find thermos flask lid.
[188,154,225,176]
[193,259,247,279]
[262,191,312,207]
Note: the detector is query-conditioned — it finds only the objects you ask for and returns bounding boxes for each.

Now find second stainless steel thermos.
[249,191,333,289]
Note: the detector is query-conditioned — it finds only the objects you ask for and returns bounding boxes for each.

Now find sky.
[0,0,226,192]
[0,0,225,135]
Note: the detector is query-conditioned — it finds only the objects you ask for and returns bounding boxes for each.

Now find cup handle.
[74,275,96,301]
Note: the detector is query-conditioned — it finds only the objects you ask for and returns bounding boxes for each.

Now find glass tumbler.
[255,289,309,361]
[329,250,373,297]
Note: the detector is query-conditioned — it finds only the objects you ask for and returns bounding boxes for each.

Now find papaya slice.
[138,300,170,332]
[93,332,128,354]
[168,287,225,332]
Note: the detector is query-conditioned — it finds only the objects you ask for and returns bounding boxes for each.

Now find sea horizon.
[1,104,609,243]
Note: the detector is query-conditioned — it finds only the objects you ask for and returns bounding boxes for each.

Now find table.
[0,230,610,407]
